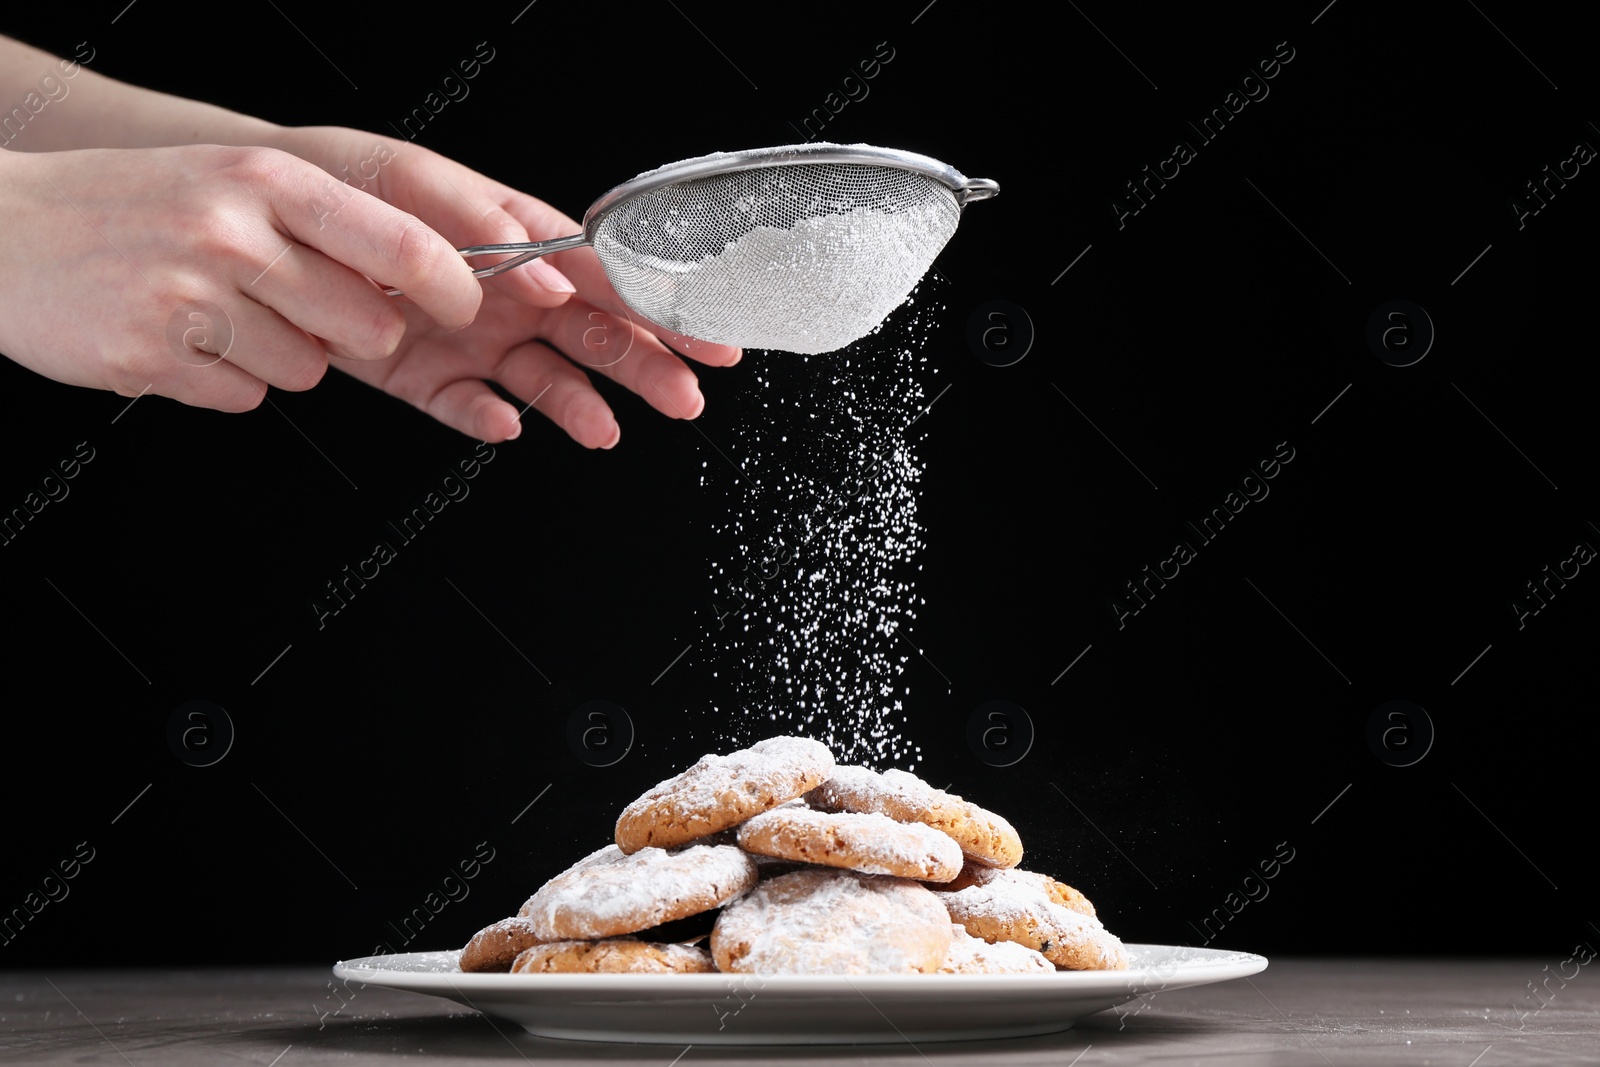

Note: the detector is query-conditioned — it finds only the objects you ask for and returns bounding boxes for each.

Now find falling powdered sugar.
[701,276,946,764]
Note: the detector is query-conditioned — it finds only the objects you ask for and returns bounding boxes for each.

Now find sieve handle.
[382,233,590,297]
[954,178,1000,205]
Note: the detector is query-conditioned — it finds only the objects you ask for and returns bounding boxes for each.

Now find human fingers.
[493,339,620,449]
[377,150,578,307]
[248,148,483,331]
[338,334,618,449]
[540,300,705,422]
[123,305,271,414]
[232,234,407,361]
[405,377,523,443]
[197,290,331,393]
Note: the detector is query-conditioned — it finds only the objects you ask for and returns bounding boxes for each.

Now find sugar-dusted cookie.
[737,805,962,881]
[937,863,1097,917]
[937,859,989,892]
[519,844,758,940]
[511,938,715,974]
[459,916,547,973]
[712,868,952,974]
[934,867,1127,970]
[806,766,1023,868]
[615,736,836,854]
[937,924,1054,974]
[674,828,741,849]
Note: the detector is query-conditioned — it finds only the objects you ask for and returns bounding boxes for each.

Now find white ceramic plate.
[332,944,1267,1045]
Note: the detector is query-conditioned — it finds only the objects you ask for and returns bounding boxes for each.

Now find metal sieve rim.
[578,143,998,240]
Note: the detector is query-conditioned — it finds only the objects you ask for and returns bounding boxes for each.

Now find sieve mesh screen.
[591,163,960,354]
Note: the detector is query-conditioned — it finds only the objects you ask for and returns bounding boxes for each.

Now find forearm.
[1,35,278,152]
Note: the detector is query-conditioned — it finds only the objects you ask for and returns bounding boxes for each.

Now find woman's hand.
[0,127,741,447]
[263,127,743,447]
[0,140,484,409]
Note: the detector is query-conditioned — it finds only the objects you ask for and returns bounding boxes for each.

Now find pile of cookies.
[459,736,1128,975]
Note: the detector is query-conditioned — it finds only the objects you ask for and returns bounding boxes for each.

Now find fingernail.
[529,258,577,294]
[506,419,522,441]
[687,389,705,419]
[601,419,620,449]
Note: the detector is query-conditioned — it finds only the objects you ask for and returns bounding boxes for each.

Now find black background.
[1,1,1594,968]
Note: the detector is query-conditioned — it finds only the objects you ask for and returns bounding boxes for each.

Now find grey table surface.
[3,959,1598,1065]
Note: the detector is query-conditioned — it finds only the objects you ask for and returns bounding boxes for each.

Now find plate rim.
[330,944,1268,1046]
[332,942,1269,993]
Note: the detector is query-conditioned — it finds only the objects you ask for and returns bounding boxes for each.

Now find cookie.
[936,860,989,892]
[938,863,1097,917]
[750,852,809,878]
[511,938,715,974]
[459,916,547,973]
[937,924,1055,974]
[934,867,1127,970]
[737,805,963,881]
[519,844,759,940]
[712,868,952,974]
[675,828,741,849]
[806,766,1023,868]
[616,736,836,854]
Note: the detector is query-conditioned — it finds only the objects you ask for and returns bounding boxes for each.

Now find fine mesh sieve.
[387,143,997,354]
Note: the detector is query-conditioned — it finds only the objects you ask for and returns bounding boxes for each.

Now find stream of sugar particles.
[702,277,944,764]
